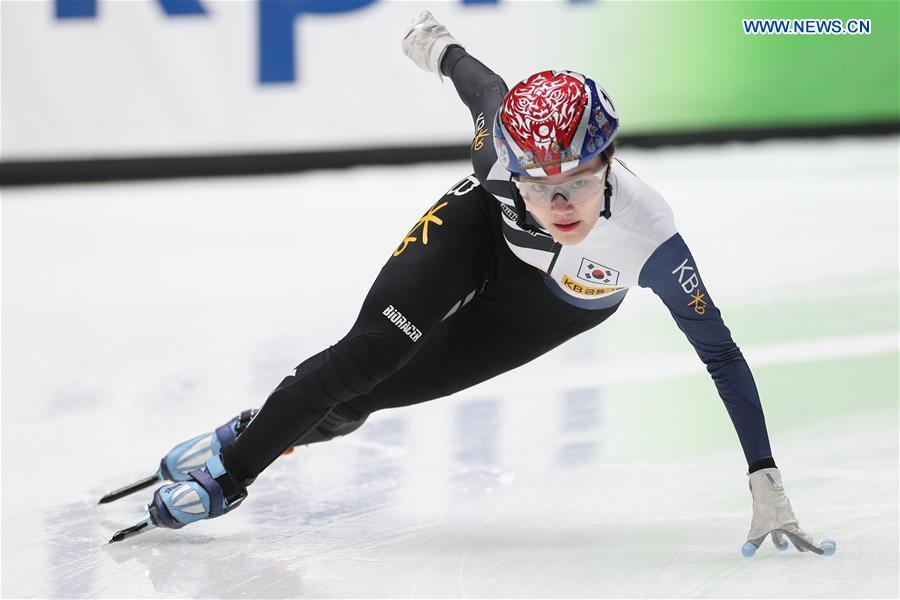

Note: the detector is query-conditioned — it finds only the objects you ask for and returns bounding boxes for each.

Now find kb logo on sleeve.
[472,112,490,151]
[672,258,708,315]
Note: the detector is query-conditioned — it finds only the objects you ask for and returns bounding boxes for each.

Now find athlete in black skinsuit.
[112,12,833,557]
[219,58,625,486]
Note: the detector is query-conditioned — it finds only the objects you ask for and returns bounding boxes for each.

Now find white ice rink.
[2,138,898,598]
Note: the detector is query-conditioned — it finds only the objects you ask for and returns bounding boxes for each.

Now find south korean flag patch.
[577,258,620,285]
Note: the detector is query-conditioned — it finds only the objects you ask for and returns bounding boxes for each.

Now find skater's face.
[517,155,608,246]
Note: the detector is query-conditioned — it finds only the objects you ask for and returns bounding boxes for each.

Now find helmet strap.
[599,152,613,221]
[508,177,548,236]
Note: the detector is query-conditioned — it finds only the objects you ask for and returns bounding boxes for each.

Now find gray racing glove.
[743,467,836,557]
[401,10,462,81]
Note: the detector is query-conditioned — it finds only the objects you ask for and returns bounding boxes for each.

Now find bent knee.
[292,404,369,446]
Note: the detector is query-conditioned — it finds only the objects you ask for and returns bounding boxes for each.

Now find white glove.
[743,467,836,556]
[401,10,462,80]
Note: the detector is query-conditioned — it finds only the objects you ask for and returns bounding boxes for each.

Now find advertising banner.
[1,0,896,161]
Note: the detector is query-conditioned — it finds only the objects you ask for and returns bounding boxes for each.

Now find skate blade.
[99,473,162,504]
[108,514,157,544]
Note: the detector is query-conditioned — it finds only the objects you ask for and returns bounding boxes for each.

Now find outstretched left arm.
[640,233,836,556]
[638,232,774,469]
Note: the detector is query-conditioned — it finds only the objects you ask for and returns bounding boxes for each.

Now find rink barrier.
[1,121,898,187]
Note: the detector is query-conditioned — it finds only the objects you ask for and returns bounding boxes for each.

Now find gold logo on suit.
[394,201,449,256]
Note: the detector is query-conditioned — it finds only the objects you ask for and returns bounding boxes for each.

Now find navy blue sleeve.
[638,233,773,465]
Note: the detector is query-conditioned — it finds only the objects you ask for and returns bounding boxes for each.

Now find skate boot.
[159,410,257,482]
[99,409,256,504]
[108,454,248,543]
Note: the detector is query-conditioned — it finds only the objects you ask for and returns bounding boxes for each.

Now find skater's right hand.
[742,468,836,557]
[401,10,462,79]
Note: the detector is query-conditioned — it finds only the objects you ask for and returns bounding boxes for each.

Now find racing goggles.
[514,164,608,207]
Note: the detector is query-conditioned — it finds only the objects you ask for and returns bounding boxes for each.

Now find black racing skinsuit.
[220,48,622,484]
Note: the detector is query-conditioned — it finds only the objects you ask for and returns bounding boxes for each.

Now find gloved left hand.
[743,467,836,557]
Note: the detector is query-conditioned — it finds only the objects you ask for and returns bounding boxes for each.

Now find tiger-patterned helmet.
[493,70,619,177]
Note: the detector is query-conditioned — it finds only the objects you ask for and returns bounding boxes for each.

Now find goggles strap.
[508,157,612,230]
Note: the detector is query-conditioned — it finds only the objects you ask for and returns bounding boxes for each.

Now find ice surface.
[2,138,898,598]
